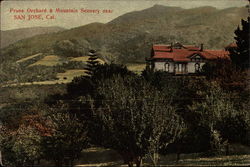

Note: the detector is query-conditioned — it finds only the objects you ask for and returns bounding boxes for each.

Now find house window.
[164,62,169,72]
[191,54,202,62]
[195,63,200,72]
[175,63,186,73]
[178,64,181,72]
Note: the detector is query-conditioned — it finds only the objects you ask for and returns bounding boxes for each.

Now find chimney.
[200,43,204,51]
[170,43,173,52]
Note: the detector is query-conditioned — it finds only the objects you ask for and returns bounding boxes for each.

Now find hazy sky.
[1,0,249,30]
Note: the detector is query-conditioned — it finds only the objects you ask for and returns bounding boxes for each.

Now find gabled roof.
[225,42,237,49]
[151,44,229,62]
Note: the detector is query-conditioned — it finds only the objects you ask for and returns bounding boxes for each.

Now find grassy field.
[73,147,250,167]
[70,56,105,64]
[56,69,87,81]
[28,55,63,67]
[16,53,42,63]
[126,63,146,74]
[1,69,87,88]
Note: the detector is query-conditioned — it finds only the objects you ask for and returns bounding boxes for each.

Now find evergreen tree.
[230,17,249,70]
[85,49,100,76]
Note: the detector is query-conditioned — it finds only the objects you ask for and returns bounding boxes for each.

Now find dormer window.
[172,42,183,49]
[191,54,202,62]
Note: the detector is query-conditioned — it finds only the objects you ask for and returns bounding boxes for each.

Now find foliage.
[41,102,88,167]
[53,39,84,57]
[190,82,235,129]
[0,102,33,130]
[229,17,250,70]
[88,74,185,166]
[0,124,42,167]
[84,50,101,76]
[202,59,247,92]
[216,114,249,144]
[67,63,134,98]
[142,70,213,156]
[188,82,244,154]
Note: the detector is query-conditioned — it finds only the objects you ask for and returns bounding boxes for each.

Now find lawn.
[70,56,105,64]
[28,55,63,67]
[126,63,146,74]
[1,69,87,88]
[56,69,87,81]
[74,147,250,166]
[16,53,42,63]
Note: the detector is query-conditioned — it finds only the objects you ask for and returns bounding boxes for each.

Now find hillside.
[0,5,248,84]
[0,26,65,48]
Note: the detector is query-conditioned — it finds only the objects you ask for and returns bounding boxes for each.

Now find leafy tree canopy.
[230,17,249,70]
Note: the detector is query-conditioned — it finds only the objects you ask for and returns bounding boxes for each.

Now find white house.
[146,42,230,75]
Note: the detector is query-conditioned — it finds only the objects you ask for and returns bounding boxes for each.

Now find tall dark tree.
[230,17,249,70]
[85,49,100,76]
[201,59,247,92]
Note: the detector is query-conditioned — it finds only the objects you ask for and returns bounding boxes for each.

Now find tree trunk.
[37,159,41,165]
[31,160,34,167]
[120,151,133,167]
[226,143,230,155]
[176,145,181,162]
[152,153,159,167]
[176,153,180,162]
[70,159,74,167]
[127,161,133,167]
[0,151,3,167]
[135,156,142,167]
[55,160,63,167]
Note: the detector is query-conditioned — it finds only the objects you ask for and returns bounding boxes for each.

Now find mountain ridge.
[0,26,66,48]
[0,5,248,83]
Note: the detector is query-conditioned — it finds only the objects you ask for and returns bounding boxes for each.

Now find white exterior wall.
[154,62,174,72]
[187,62,196,73]
[154,62,165,71]
[187,62,205,73]
[169,62,175,72]
[154,61,206,74]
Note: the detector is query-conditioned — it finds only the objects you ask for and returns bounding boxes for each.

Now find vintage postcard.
[0,0,249,166]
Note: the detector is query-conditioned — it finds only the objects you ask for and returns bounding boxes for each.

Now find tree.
[229,17,249,70]
[142,70,211,159]
[189,82,238,154]
[88,75,184,167]
[0,124,42,167]
[85,49,100,76]
[41,103,88,167]
[201,59,247,92]
[66,63,134,99]
[53,39,84,57]
[12,125,42,167]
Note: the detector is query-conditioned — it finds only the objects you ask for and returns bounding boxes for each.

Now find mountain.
[0,26,65,48]
[0,5,248,83]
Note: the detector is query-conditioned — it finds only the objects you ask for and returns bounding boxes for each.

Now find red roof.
[151,44,229,62]
[225,42,237,48]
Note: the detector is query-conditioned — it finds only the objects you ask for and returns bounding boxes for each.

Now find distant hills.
[0,26,65,48]
[0,5,248,84]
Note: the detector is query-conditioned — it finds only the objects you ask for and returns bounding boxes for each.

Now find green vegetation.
[229,17,250,70]
[28,55,62,67]
[0,7,249,167]
[0,6,248,85]
[42,102,88,167]
[1,60,249,166]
